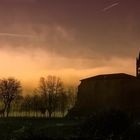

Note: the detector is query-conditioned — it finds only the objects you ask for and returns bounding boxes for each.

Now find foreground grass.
[1,111,139,140]
[0,117,80,140]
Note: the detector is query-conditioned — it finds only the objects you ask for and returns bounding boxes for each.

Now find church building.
[70,53,140,117]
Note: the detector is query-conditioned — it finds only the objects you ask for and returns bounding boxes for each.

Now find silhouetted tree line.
[0,76,76,118]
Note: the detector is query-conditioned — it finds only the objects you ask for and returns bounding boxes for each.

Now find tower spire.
[136,52,140,78]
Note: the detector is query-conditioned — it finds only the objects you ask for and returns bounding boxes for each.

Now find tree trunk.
[3,103,7,117]
[6,103,10,117]
[48,111,52,118]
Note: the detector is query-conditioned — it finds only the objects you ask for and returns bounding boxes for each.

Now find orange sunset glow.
[0,0,139,94]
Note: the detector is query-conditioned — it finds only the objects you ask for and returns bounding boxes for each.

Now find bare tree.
[0,78,21,117]
[39,75,64,118]
[11,95,23,117]
[30,94,41,117]
[21,95,32,116]
[66,87,77,110]
[58,91,68,117]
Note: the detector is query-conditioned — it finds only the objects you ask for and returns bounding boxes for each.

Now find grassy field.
[0,117,80,140]
[1,114,140,140]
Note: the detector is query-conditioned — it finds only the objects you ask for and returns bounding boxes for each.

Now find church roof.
[81,73,136,81]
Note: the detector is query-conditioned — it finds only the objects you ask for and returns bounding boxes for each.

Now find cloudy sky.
[0,0,139,93]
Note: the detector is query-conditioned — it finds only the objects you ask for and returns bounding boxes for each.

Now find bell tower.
[136,52,140,78]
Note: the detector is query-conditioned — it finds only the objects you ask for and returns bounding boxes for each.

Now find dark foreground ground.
[0,117,81,140]
[1,111,140,140]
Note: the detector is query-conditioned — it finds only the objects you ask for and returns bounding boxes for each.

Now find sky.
[0,0,139,94]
